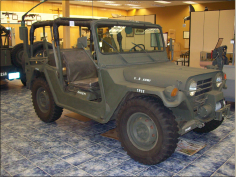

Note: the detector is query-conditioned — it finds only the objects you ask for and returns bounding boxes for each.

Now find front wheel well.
[110,92,164,120]
[29,70,46,89]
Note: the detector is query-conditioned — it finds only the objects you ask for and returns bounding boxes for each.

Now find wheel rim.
[36,87,50,113]
[127,112,158,151]
[35,50,44,57]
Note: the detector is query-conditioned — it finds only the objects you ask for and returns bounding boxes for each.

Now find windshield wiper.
[101,39,128,64]
[131,42,155,62]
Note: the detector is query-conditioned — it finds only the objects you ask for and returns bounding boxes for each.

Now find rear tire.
[193,119,224,133]
[116,97,179,165]
[32,77,63,122]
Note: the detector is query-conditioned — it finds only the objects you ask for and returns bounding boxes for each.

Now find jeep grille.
[195,78,212,96]
[193,78,213,110]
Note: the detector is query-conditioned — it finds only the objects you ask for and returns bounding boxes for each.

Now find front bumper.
[178,90,230,135]
[215,104,230,121]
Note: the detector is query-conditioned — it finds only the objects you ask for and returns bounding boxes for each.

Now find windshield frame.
[91,19,168,68]
[95,23,166,56]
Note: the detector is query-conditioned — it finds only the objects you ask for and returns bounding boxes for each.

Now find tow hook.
[198,123,205,128]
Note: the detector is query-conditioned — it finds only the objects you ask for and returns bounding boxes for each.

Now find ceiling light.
[126,4,140,6]
[77,0,92,2]
[130,6,142,9]
[154,1,171,4]
[183,1,197,4]
[127,1,142,3]
[105,3,121,6]
[97,1,115,3]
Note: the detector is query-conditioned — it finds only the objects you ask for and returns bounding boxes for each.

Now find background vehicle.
[1,25,22,84]
[1,25,52,86]
[20,1,230,165]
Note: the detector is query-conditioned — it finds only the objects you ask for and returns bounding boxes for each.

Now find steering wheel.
[129,42,145,52]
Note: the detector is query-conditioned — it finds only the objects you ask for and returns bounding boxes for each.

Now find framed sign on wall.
[126,28,134,37]
[183,31,189,39]
[135,28,145,35]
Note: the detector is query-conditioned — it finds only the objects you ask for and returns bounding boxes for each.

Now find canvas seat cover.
[48,49,99,91]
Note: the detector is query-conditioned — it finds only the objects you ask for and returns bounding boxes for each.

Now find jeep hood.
[123,62,218,90]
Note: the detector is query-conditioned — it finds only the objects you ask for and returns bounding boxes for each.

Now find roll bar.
[29,18,95,46]
[52,18,94,46]
[30,21,54,45]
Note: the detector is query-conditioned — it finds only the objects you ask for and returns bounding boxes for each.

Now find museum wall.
[127,1,235,52]
[1,1,128,46]
[190,9,234,68]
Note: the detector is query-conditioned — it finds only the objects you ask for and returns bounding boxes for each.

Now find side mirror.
[77,37,87,48]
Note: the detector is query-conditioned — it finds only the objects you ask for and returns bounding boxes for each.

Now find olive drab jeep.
[19,1,231,165]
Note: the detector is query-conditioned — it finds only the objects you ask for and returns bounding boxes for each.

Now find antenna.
[21,0,47,26]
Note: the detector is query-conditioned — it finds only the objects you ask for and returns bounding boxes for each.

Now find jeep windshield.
[94,20,169,66]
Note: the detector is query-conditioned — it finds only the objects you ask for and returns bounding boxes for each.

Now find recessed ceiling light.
[183,1,197,4]
[154,1,171,4]
[105,3,121,6]
[126,4,140,6]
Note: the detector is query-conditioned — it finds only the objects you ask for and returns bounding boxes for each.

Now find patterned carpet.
[1,80,235,176]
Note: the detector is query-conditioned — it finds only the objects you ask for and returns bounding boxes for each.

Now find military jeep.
[20,3,230,165]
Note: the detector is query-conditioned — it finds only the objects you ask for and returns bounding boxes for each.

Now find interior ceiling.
[51,0,227,11]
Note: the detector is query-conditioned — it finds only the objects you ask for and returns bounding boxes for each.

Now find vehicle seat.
[61,49,99,91]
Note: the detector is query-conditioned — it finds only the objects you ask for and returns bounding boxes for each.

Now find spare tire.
[33,42,53,57]
[19,42,53,86]
[11,43,24,68]
[21,42,53,70]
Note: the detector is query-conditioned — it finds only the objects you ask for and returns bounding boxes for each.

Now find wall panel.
[219,10,235,52]
[203,11,219,52]
[190,9,234,67]
[127,1,234,53]
[190,12,204,68]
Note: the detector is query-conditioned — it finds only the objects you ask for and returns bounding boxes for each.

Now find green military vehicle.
[20,1,230,165]
[1,24,51,85]
[1,25,22,84]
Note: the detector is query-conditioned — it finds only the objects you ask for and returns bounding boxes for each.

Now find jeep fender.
[125,83,186,108]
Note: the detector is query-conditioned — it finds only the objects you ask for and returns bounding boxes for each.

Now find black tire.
[32,77,63,122]
[33,42,53,57]
[116,97,179,165]
[193,119,224,133]
[11,43,24,68]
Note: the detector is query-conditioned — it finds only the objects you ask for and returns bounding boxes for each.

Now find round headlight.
[216,74,222,87]
[189,80,197,96]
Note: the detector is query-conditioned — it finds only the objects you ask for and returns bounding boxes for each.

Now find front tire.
[117,97,179,165]
[32,77,63,122]
[193,119,224,133]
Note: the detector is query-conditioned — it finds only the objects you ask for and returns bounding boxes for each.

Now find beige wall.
[190,9,235,68]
